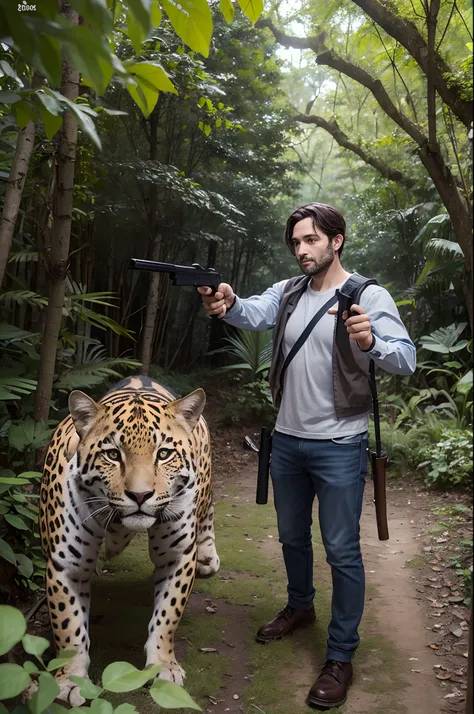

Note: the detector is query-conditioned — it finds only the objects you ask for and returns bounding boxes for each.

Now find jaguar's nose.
[124,490,154,506]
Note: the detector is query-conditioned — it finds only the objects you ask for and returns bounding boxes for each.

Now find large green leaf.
[236,0,263,23]
[13,100,38,130]
[69,0,113,35]
[68,676,103,699]
[127,61,178,94]
[102,662,160,693]
[0,606,26,655]
[0,290,47,308]
[123,0,153,35]
[0,91,21,104]
[8,418,54,451]
[456,369,473,395]
[55,357,141,391]
[0,377,38,401]
[219,0,234,22]
[419,323,468,354]
[15,554,34,579]
[125,10,146,54]
[28,673,60,714]
[161,0,213,57]
[46,650,77,671]
[126,77,158,118]
[61,24,115,96]
[0,323,39,342]
[38,33,62,88]
[150,0,162,26]
[4,514,30,530]
[0,664,31,699]
[39,104,63,140]
[0,539,17,565]
[22,634,50,657]
[90,699,113,714]
[149,680,201,710]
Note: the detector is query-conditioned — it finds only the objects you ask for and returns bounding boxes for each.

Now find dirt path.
[209,463,445,714]
[359,494,442,713]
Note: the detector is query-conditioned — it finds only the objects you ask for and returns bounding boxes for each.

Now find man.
[198,203,416,710]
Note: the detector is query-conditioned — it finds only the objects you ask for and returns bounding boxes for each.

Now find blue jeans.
[270,430,368,662]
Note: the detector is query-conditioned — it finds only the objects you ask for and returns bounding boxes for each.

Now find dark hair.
[284,203,346,258]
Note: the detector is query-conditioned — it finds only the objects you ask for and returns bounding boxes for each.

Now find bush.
[0,605,201,712]
[417,429,473,488]
[0,470,45,594]
[220,380,277,426]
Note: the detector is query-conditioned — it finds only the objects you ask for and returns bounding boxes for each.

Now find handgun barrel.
[130,259,178,273]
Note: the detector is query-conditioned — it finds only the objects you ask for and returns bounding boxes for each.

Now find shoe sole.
[306,694,347,710]
[255,618,316,644]
[306,678,352,710]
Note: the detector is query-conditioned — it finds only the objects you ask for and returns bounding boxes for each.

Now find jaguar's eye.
[104,448,121,462]
[157,448,174,461]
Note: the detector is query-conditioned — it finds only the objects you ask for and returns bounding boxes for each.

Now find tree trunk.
[154,279,171,364]
[140,105,166,375]
[167,293,201,371]
[106,231,115,355]
[34,5,80,423]
[140,237,163,375]
[0,120,37,290]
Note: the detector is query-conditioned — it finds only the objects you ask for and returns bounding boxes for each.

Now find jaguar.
[37,376,220,705]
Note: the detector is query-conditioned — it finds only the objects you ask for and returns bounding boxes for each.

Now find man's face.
[290,217,342,276]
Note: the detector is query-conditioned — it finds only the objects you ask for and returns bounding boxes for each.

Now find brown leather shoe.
[306,660,353,709]
[255,604,315,643]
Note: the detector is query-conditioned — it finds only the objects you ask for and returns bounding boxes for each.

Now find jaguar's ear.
[165,388,206,433]
[69,390,101,439]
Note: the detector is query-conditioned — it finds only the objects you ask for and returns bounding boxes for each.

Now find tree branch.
[260,18,472,282]
[258,6,471,130]
[426,0,441,147]
[258,19,426,146]
[351,0,472,128]
[294,112,416,187]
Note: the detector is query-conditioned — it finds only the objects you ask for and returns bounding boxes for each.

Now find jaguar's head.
[68,388,206,533]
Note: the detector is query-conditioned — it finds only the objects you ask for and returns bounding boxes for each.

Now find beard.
[299,243,335,276]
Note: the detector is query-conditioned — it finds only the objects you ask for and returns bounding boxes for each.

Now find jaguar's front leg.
[41,536,101,706]
[145,518,197,685]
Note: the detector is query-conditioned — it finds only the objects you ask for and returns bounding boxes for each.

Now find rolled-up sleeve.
[359,286,416,375]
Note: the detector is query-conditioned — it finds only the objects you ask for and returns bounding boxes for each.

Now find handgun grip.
[204,285,218,320]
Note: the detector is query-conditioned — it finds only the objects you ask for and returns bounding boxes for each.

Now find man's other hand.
[328,304,373,351]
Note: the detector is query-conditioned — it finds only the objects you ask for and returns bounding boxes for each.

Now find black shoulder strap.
[280,292,338,385]
[338,273,379,308]
[337,273,384,457]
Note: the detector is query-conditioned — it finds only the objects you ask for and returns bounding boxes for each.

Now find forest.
[0,0,472,712]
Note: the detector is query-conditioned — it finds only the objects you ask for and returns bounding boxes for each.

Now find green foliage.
[0,470,45,591]
[208,328,273,379]
[419,322,469,354]
[0,0,263,138]
[221,378,276,425]
[417,429,473,488]
[0,605,201,711]
[417,327,472,428]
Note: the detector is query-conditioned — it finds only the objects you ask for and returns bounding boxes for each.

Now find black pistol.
[244,427,273,505]
[130,259,221,295]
